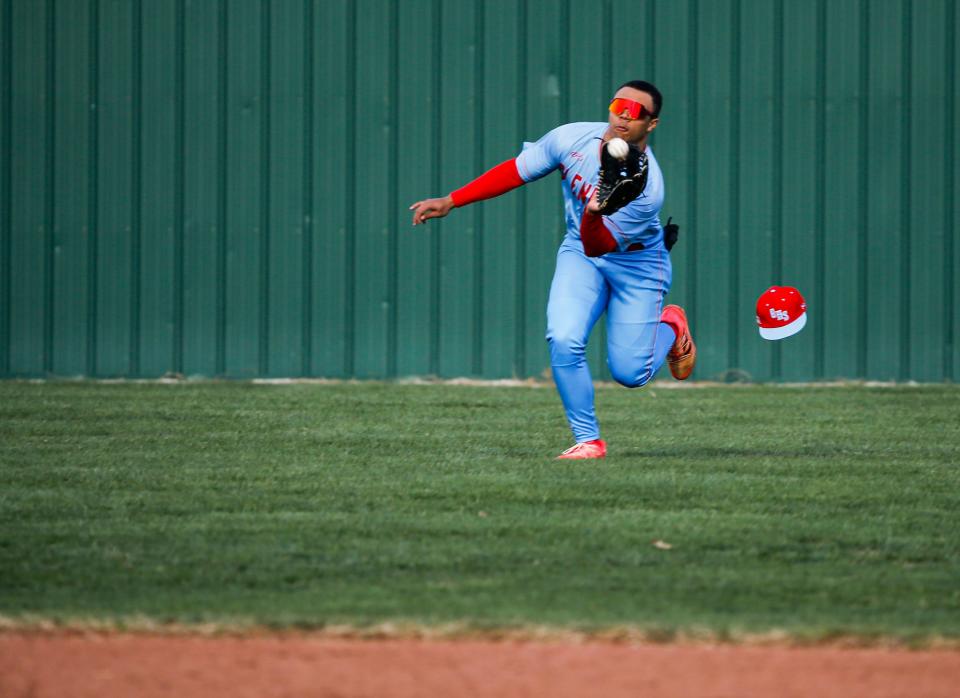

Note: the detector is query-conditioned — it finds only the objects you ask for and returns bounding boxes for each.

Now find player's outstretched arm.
[409,158,525,227]
[410,196,454,226]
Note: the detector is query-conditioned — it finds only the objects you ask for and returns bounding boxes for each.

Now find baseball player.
[409,80,695,459]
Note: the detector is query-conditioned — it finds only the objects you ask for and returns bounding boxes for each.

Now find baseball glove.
[595,141,648,215]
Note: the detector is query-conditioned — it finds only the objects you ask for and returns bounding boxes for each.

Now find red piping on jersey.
[449,159,525,207]
[580,210,618,257]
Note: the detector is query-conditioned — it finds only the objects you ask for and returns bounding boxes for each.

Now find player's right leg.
[600,248,674,388]
[546,246,609,458]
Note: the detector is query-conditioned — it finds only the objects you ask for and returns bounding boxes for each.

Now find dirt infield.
[2,632,959,698]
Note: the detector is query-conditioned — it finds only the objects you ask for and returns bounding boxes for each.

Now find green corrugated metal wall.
[1,0,957,381]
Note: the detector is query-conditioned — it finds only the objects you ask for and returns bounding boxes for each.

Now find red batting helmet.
[756,286,807,340]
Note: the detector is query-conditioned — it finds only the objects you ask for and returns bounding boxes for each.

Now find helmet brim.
[759,312,807,340]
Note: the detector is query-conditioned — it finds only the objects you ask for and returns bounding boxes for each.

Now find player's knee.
[608,361,654,389]
[546,330,587,365]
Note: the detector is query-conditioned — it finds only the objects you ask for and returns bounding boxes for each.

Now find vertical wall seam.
[899,0,911,380]
[945,0,956,381]
[130,0,142,376]
[0,0,10,375]
[216,0,227,375]
[728,0,740,371]
[429,0,440,375]
[687,0,698,337]
[301,0,313,376]
[386,0,399,377]
[514,0,527,376]
[344,0,356,376]
[814,0,826,379]
[87,0,100,376]
[646,0,656,79]
[856,0,869,378]
[472,0,484,376]
[602,0,611,91]
[44,0,55,374]
[174,0,185,375]
[259,0,270,375]
[771,0,784,379]
[559,0,569,124]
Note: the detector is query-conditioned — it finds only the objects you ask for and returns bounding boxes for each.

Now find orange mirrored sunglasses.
[609,98,654,120]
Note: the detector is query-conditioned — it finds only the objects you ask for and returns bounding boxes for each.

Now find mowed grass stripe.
[0,382,958,640]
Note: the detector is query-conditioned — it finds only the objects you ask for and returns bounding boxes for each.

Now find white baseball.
[606,137,629,160]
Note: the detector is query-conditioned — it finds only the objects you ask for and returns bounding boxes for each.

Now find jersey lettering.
[569,173,595,204]
[579,182,594,204]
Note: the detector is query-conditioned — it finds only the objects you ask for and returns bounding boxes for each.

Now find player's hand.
[586,189,601,214]
[409,196,454,226]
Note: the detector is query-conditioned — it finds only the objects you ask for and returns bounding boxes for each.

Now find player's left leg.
[598,248,674,388]
[546,245,609,449]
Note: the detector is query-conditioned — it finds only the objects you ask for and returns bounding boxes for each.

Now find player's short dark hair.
[618,80,663,117]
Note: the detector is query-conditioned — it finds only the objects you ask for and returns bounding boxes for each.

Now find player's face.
[607,87,658,144]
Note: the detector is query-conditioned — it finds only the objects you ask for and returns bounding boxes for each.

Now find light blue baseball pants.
[546,242,675,443]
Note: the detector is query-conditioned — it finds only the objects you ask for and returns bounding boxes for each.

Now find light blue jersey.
[515,122,666,252]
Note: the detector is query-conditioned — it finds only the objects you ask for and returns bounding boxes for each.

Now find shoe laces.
[562,441,603,456]
[670,330,692,359]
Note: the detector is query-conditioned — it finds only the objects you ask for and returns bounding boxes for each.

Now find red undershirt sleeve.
[449,159,525,208]
[579,210,618,257]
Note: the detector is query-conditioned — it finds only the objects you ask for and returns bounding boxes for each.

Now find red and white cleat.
[556,439,607,460]
[661,304,696,380]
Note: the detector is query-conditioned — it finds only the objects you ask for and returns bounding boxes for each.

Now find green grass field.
[1,380,959,642]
